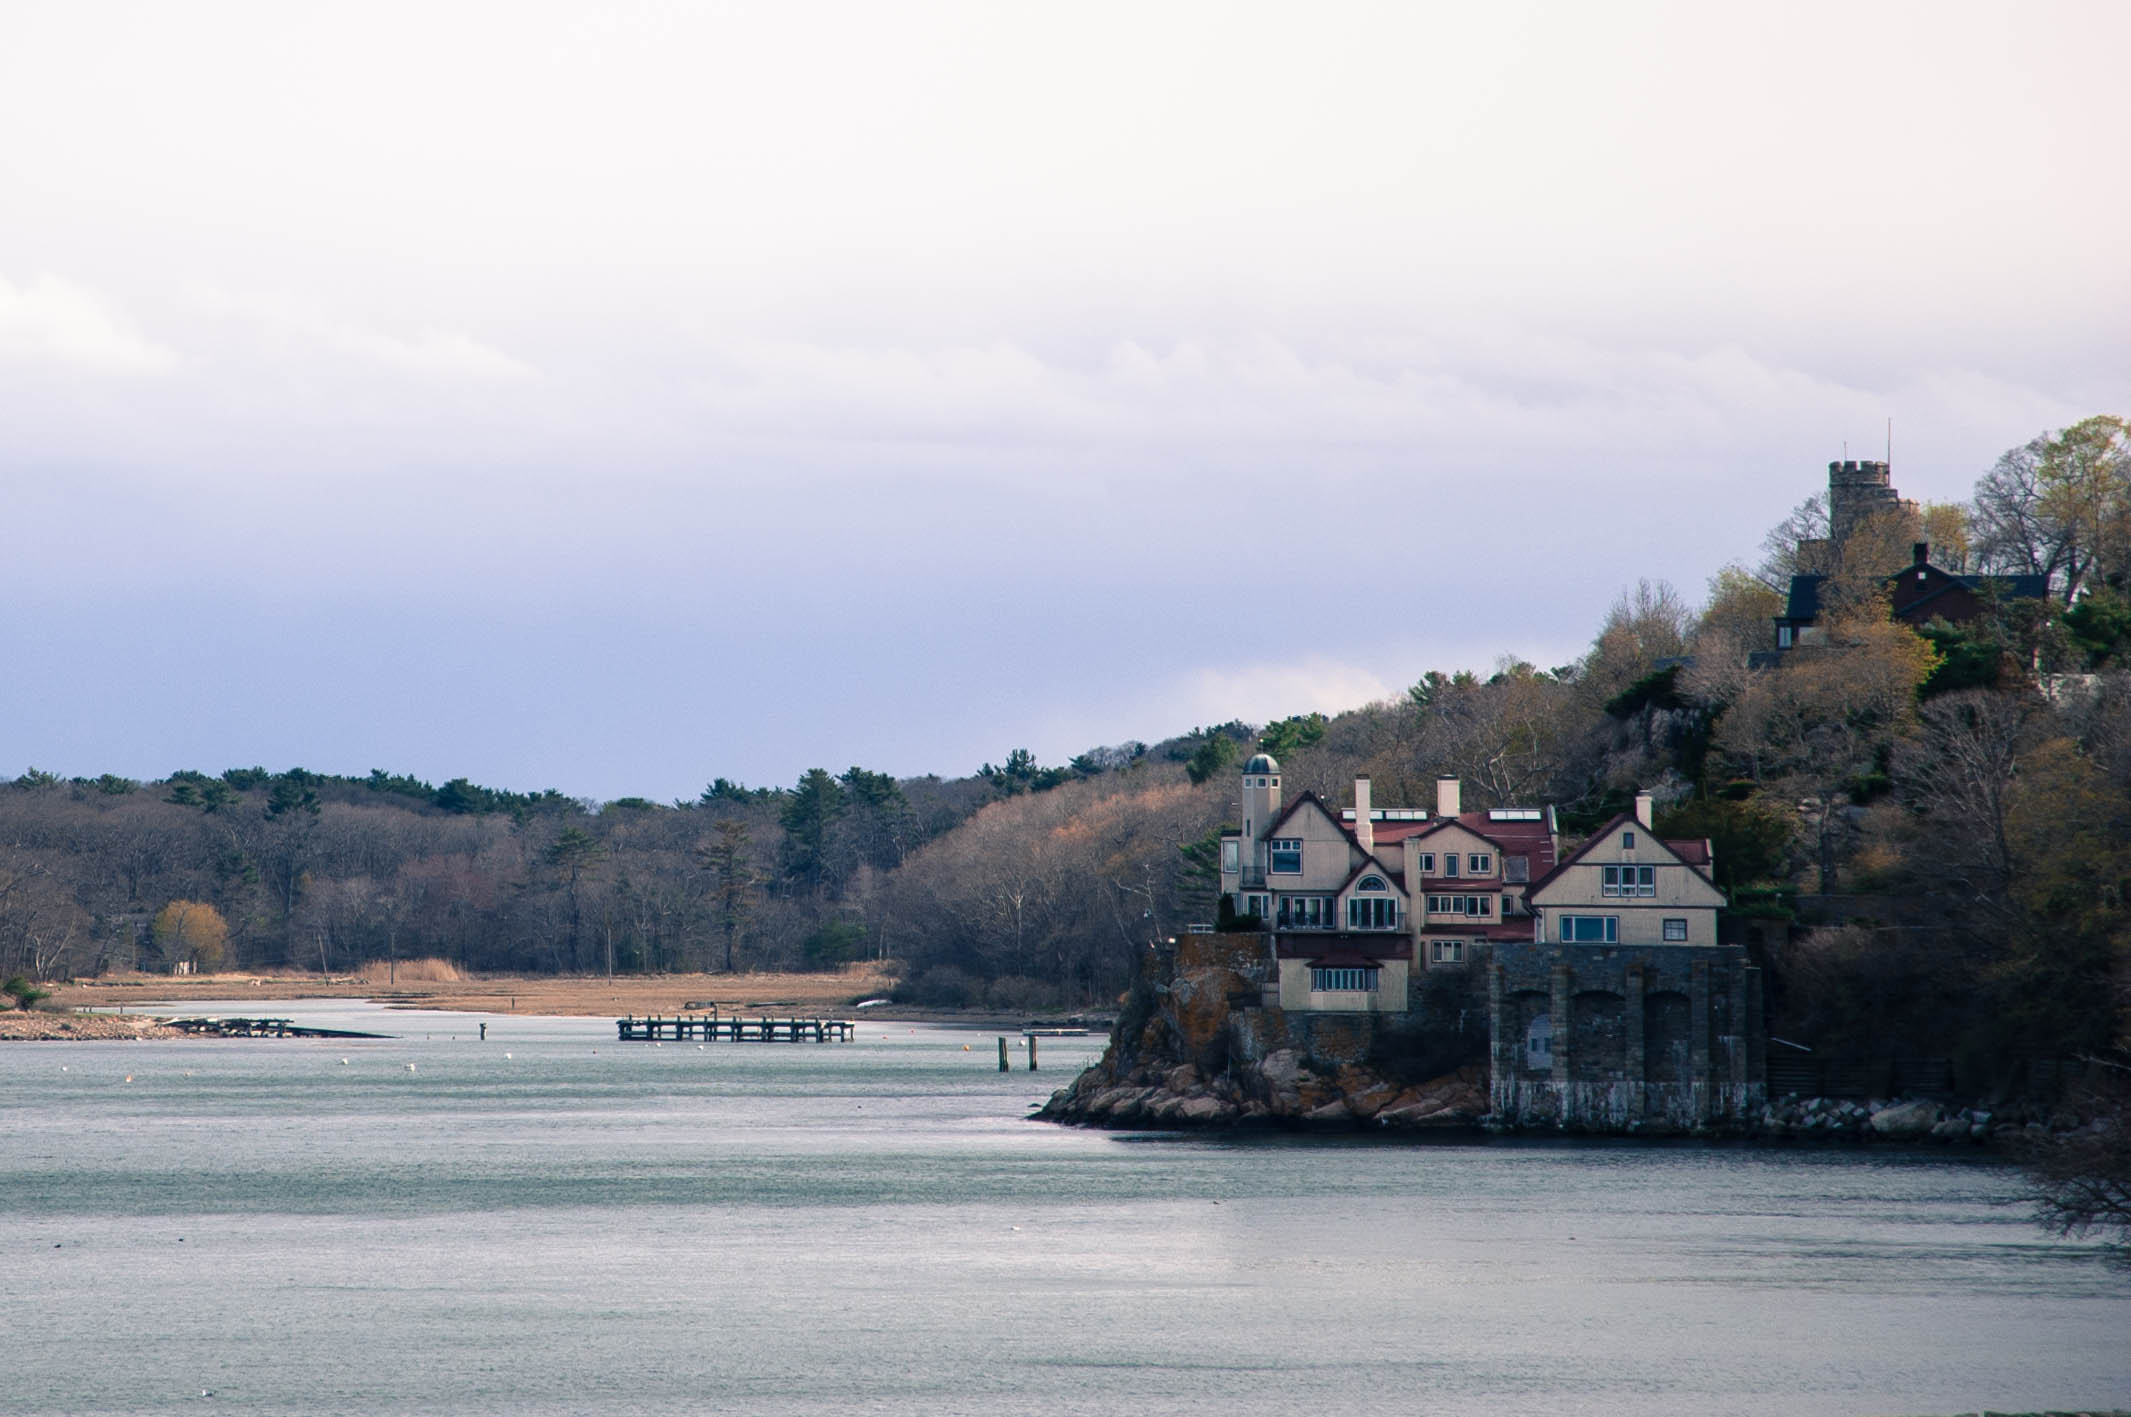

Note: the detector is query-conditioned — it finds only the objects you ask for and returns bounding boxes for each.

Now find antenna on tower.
[1886,417,1892,467]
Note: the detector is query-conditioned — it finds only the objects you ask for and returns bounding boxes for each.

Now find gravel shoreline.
[0,1011,188,1041]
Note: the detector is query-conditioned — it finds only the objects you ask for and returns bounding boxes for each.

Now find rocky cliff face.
[1033,932,1488,1130]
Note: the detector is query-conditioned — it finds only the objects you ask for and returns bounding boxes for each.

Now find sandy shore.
[0,1011,189,1041]
[51,964,898,1019]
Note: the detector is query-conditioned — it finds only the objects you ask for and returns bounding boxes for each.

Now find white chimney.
[1435,775,1460,818]
[1353,776,1373,854]
[1634,790,1654,829]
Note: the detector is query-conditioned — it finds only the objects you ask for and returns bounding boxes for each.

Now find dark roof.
[1783,574,1825,622]
[1274,934,1413,962]
[1525,812,1719,895]
[1782,567,2050,625]
[1243,753,1280,774]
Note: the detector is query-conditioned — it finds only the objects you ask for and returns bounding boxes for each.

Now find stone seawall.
[1034,934,2057,1142]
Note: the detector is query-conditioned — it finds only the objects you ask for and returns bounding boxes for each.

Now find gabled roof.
[1783,567,2051,625]
[1525,812,1719,896]
[1333,855,1405,896]
[1262,790,1347,842]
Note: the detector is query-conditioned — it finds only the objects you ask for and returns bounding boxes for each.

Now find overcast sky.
[4,1,2128,801]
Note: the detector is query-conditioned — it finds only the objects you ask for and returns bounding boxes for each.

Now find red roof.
[1274,934,1413,962]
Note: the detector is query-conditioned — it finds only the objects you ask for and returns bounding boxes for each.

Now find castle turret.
[1828,458,1911,547]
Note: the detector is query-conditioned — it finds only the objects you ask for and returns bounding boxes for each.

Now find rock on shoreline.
[1036,1047,1487,1130]
[0,1011,188,1041]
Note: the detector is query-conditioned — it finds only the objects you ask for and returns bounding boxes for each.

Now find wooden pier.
[617,1014,855,1043]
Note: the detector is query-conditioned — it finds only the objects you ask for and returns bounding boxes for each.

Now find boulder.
[1930,1117,1970,1143]
[1174,1094,1230,1124]
[1258,1049,1304,1091]
[1869,1098,1943,1137]
[1302,1098,1354,1123]
[1164,1063,1202,1094]
[1343,1083,1399,1119]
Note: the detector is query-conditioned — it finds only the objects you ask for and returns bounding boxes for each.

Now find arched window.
[1357,875,1387,892]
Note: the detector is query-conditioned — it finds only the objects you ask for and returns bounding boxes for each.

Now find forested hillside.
[5,418,2130,1077]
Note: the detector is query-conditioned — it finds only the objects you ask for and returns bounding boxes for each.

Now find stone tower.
[1827,459,1911,547]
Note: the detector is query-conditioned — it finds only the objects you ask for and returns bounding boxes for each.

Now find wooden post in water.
[1027,1035,1038,1070]
[997,1037,1009,1072]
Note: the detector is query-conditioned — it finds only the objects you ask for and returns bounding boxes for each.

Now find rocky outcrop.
[1032,934,2069,1145]
[1034,933,1488,1132]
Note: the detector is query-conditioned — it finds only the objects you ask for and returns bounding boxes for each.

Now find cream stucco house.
[1217,756,1559,1012]
[1524,791,1725,946]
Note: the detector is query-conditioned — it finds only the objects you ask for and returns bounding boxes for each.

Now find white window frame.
[1468,853,1491,875]
[1663,917,1689,942]
[1416,852,1435,874]
[1558,914,1618,944]
[1431,940,1465,964]
[1602,865,1655,898]
[1268,838,1303,874]
[1311,966,1378,993]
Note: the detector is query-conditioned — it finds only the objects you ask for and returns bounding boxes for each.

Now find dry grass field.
[53,962,899,1018]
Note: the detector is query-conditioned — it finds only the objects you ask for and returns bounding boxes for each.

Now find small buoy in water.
[504,1052,512,1059]
[124,1075,133,1083]
[405,1063,416,1072]
[697,1045,704,1051]
[339,1058,349,1065]
[963,1044,970,1051]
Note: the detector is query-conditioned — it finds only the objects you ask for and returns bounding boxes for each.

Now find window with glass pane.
[1311,967,1378,992]
[1268,838,1302,873]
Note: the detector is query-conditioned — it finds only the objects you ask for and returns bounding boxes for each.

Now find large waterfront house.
[1217,757,1560,1011]
[1219,759,1729,1014]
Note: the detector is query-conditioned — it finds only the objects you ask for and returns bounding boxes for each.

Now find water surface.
[4,1000,2125,1416]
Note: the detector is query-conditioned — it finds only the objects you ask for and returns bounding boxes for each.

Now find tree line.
[0,418,2125,1064]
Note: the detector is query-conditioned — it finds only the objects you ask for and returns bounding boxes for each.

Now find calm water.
[3,1001,2125,1417]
